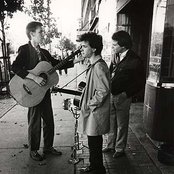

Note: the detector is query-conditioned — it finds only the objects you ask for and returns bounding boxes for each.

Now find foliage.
[0,0,24,56]
[23,0,59,45]
[59,36,76,51]
[0,0,24,84]
[0,0,24,18]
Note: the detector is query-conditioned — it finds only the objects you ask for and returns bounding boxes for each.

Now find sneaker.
[43,147,62,156]
[102,147,115,153]
[30,151,43,161]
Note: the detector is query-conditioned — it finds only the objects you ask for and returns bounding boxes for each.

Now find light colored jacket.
[78,56,110,136]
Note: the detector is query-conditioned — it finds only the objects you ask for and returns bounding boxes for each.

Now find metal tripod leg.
[68,107,82,165]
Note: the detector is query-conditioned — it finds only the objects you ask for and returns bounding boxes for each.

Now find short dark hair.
[78,32,103,55]
[112,30,132,49]
[26,21,43,40]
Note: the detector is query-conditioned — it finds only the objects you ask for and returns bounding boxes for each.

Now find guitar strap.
[60,58,102,89]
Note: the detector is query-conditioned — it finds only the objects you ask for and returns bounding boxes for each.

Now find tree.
[24,0,59,47]
[0,0,24,87]
[0,0,24,57]
[59,36,76,52]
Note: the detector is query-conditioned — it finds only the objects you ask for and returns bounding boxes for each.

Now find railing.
[0,56,11,96]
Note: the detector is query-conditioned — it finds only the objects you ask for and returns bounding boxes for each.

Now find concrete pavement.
[75,102,174,174]
[0,62,174,174]
[0,63,85,174]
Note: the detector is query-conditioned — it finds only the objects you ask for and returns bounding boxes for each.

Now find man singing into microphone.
[77,32,110,174]
[11,21,80,161]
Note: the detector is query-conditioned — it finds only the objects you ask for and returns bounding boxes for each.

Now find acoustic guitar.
[9,49,81,107]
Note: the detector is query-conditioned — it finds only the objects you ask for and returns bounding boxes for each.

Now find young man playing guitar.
[11,21,79,161]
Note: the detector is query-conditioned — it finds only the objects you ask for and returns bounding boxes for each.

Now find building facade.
[79,0,174,160]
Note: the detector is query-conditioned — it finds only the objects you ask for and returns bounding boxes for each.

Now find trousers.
[88,135,104,169]
[106,94,131,152]
[28,91,54,151]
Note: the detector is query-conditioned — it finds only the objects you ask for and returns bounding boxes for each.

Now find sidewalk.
[0,63,85,174]
[0,63,174,174]
[75,103,174,174]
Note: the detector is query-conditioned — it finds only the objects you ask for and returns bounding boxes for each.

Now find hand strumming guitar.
[26,73,46,86]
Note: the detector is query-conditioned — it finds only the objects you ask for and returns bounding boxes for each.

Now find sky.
[51,0,81,35]
[7,0,81,50]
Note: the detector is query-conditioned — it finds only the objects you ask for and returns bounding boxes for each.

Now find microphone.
[54,47,82,70]
[72,46,82,56]
[72,46,84,64]
[67,47,82,61]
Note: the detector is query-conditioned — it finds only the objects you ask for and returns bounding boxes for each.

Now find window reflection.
[148,0,174,84]
[148,0,167,83]
[160,0,174,81]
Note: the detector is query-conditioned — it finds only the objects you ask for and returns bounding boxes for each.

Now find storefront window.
[117,13,131,33]
[148,0,174,84]
[160,0,174,82]
[148,0,167,84]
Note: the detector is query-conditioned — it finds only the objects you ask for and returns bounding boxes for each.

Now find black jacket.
[110,50,145,98]
[12,42,74,79]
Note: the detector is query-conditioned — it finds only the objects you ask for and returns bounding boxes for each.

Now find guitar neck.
[51,87,82,96]
[50,49,81,73]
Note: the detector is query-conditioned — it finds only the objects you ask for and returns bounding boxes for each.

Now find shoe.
[30,150,43,161]
[113,151,125,158]
[43,147,62,156]
[80,166,106,174]
[102,147,115,153]
[80,166,93,173]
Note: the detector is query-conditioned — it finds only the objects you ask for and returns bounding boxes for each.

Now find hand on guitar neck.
[73,54,84,64]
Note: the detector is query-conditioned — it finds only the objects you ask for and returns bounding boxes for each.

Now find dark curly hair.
[78,32,103,56]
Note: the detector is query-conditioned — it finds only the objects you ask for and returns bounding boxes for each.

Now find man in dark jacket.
[102,30,145,158]
[11,21,76,161]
